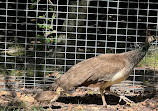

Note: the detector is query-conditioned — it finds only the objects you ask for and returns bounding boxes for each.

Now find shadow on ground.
[57,93,156,106]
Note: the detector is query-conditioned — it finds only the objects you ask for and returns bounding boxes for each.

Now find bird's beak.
[153,36,158,41]
[155,37,158,42]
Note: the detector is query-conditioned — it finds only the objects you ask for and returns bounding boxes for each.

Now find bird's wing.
[54,54,127,90]
[86,54,127,82]
[35,91,56,101]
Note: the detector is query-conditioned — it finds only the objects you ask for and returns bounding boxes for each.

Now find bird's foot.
[102,102,107,108]
[49,105,52,110]
[100,105,107,110]
[119,96,135,106]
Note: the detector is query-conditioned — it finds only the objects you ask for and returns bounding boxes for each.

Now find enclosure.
[0,0,158,110]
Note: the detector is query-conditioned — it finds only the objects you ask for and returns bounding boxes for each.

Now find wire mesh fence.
[0,0,157,96]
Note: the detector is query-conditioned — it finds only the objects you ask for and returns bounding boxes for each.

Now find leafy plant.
[29,0,57,45]
[37,11,57,45]
[29,0,40,9]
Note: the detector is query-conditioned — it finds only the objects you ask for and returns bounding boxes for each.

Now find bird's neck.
[126,42,151,66]
[141,42,150,52]
[56,91,61,96]
[135,42,151,61]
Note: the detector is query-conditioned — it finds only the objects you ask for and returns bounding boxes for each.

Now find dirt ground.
[41,94,158,111]
[0,90,157,111]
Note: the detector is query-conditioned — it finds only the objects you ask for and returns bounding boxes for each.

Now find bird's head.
[145,35,157,44]
[56,86,64,92]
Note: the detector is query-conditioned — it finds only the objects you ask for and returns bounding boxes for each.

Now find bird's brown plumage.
[35,87,64,103]
[53,53,129,90]
[51,35,157,107]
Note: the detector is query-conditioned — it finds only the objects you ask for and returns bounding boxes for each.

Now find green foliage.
[37,12,57,45]
[0,102,46,111]
[29,0,40,9]
[29,0,57,45]
[0,101,25,111]
[140,55,158,69]
[10,70,24,76]
[139,47,158,69]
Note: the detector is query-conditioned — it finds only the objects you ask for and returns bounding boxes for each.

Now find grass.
[139,47,158,69]
[140,56,158,68]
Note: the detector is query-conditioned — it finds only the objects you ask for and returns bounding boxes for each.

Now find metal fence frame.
[0,0,157,96]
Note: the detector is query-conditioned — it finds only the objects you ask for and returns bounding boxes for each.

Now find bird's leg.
[49,99,54,109]
[99,81,113,108]
[100,88,107,108]
[105,90,134,106]
[119,95,134,105]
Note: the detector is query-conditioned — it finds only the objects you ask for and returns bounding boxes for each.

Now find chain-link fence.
[0,0,157,96]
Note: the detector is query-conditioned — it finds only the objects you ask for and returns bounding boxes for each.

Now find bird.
[34,87,64,108]
[51,35,157,108]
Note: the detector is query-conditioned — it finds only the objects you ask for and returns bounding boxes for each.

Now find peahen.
[52,35,157,107]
